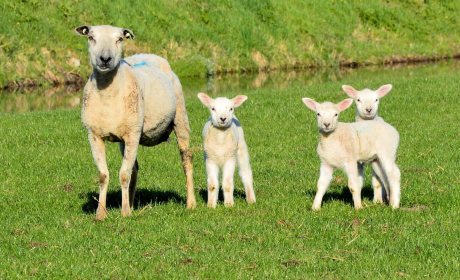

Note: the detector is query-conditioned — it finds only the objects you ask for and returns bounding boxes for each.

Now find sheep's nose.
[100,56,112,63]
[220,117,226,122]
[323,123,330,128]
[366,108,372,113]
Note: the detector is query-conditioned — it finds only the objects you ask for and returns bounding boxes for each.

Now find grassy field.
[0,65,459,278]
[2,0,460,88]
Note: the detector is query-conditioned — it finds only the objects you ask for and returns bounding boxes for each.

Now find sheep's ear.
[123,29,135,40]
[302,98,318,112]
[376,84,392,98]
[232,95,248,108]
[337,98,354,112]
[342,85,358,98]
[75,26,90,36]
[197,93,213,107]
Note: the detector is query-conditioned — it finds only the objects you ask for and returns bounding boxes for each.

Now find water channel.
[1,59,459,114]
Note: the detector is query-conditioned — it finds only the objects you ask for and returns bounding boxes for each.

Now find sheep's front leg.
[119,135,140,217]
[205,158,220,208]
[222,158,236,207]
[88,134,109,220]
[119,142,139,209]
[345,163,362,209]
[312,162,333,210]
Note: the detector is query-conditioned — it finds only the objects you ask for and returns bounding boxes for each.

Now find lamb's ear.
[302,98,318,112]
[337,98,354,112]
[342,85,358,98]
[376,84,392,98]
[75,26,90,36]
[197,93,213,107]
[123,29,135,40]
[232,95,248,108]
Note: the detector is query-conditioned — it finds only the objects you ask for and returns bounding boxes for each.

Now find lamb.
[75,25,196,219]
[302,97,401,210]
[342,84,392,203]
[197,93,256,208]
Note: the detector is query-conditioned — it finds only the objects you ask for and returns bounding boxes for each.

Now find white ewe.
[342,84,392,203]
[197,93,256,208]
[302,98,401,210]
[75,25,196,219]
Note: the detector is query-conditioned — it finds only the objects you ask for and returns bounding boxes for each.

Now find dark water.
[1,60,459,113]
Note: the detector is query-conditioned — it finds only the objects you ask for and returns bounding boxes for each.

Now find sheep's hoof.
[95,208,107,220]
[246,197,256,204]
[186,199,197,209]
[224,202,234,207]
[121,205,132,217]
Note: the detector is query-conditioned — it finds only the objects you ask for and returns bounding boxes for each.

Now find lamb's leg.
[371,161,389,203]
[236,138,255,204]
[119,142,139,209]
[206,158,220,208]
[119,136,140,217]
[371,163,386,203]
[172,77,196,209]
[380,158,401,209]
[358,162,365,194]
[345,163,362,209]
[222,158,236,207]
[88,134,109,220]
[312,162,333,210]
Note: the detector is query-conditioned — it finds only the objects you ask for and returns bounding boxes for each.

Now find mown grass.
[1,67,460,278]
[1,0,460,87]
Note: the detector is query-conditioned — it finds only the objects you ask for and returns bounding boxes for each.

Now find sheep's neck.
[92,63,121,91]
[356,114,378,121]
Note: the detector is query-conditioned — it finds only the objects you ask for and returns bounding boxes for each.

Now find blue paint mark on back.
[133,61,147,68]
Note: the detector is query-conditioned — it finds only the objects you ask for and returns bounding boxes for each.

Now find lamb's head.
[342,84,392,120]
[198,93,248,128]
[302,98,353,133]
[75,25,135,74]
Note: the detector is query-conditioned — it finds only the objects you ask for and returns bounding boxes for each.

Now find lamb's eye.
[334,113,338,117]
[317,113,321,116]
[211,108,215,111]
[357,99,361,102]
[375,99,378,102]
[230,108,233,111]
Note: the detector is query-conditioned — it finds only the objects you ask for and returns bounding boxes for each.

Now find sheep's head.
[75,25,135,74]
[342,84,392,120]
[198,93,248,128]
[302,98,353,133]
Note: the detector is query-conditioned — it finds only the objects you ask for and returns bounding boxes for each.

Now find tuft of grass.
[0,65,460,278]
[1,0,460,87]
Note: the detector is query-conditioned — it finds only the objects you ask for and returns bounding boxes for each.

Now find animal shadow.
[306,184,374,208]
[198,186,247,205]
[82,187,186,214]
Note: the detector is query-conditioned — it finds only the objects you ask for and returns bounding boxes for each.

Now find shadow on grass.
[305,184,375,207]
[198,187,247,204]
[81,187,185,214]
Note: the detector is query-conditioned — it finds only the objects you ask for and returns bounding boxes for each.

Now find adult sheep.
[75,25,196,219]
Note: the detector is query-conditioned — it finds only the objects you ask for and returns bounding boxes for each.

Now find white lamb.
[197,93,256,208]
[342,84,392,203]
[302,97,401,210]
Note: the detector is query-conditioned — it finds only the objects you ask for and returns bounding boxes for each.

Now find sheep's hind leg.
[88,134,109,220]
[119,142,139,209]
[119,136,140,217]
[345,163,362,209]
[371,162,386,203]
[172,81,196,209]
[206,159,220,208]
[222,158,236,207]
[379,158,401,209]
[312,162,333,210]
[236,138,255,204]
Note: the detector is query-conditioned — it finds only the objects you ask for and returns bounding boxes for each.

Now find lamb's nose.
[366,108,372,113]
[220,117,226,122]
[100,56,112,63]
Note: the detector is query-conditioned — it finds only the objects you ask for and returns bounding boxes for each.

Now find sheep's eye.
[334,113,338,117]
[118,37,124,42]
[88,36,94,41]
[211,108,215,111]
[317,113,321,116]
[375,99,378,102]
[357,99,361,102]
[230,108,233,111]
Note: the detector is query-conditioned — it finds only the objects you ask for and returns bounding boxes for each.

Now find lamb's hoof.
[373,199,383,204]
[121,205,132,217]
[95,208,107,220]
[224,202,234,207]
[354,204,363,210]
[207,201,217,208]
[246,197,256,204]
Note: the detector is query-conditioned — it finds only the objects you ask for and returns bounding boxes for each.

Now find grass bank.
[1,65,459,277]
[1,0,460,89]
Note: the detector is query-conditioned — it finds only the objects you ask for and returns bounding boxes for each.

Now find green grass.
[2,0,460,87]
[1,67,460,278]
